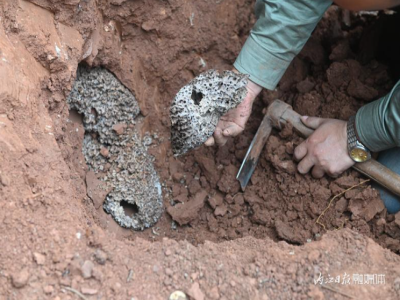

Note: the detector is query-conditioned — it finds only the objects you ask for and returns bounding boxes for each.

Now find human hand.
[205,78,262,147]
[294,116,354,178]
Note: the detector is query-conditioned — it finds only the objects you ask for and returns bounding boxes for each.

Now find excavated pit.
[2,0,400,298]
[65,11,400,253]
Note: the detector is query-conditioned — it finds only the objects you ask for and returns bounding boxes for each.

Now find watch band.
[347,115,371,161]
[347,116,358,153]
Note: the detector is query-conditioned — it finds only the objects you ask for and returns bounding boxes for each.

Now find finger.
[328,172,341,179]
[205,137,215,146]
[223,125,243,137]
[297,155,315,174]
[294,142,307,161]
[311,166,325,179]
[214,128,228,146]
[301,116,325,130]
[326,169,342,179]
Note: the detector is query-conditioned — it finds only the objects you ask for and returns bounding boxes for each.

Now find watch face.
[350,148,369,162]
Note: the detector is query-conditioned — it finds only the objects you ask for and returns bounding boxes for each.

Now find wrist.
[232,67,262,97]
[247,79,263,97]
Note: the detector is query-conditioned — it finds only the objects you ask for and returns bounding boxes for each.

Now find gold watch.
[347,116,371,163]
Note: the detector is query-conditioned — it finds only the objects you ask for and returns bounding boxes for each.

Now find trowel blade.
[236,154,258,191]
[236,114,273,190]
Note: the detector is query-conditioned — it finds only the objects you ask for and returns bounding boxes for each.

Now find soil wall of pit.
[1,0,400,299]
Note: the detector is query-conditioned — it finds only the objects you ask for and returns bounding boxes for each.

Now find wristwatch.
[347,116,371,163]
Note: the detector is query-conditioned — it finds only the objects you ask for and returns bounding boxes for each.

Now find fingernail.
[301,116,308,121]
[223,130,229,135]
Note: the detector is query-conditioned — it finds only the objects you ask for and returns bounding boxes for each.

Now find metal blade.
[236,155,258,191]
[236,114,273,190]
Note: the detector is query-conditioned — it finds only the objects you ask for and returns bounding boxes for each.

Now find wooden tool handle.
[271,101,400,197]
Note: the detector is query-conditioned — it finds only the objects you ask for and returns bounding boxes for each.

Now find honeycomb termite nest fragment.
[170,69,248,156]
[68,67,163,230]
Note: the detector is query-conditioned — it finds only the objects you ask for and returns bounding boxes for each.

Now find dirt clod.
[33,252,45,265]
[11,269,30,289]
[188,282,205,300]
[81,260,95,279]
[43,285,54,295]
[275,220,303,244]
[167,190,208,225]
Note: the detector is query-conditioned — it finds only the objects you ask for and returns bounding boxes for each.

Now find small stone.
[81,260,94,279]
[207,193,224,209]
[0,173,10,186]
[165,268,174,276]
[214,205,228,217]
[172,172,184,182]
[191,273,198,281]
[81,287,98,295]
[7,112,15,120]
[142,20,156,31]
[94,249,108,265]
[112,123,127,135]
[100,147,109,157]
[376,218,386,226]
[187,282,205,300]
[11,268,30,288]
[33,252,46,265]
[43,285,54,294]
[169,291,188,300]
[208,286,220,300]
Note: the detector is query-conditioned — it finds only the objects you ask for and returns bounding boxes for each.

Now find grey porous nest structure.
[170,69,248,156]
[68,67,163,230]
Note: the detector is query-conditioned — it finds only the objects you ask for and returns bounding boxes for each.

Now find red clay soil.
[1,0,400,299]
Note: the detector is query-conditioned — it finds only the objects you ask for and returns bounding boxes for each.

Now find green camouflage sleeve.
[356,80,400,151]
[234,0,332,90]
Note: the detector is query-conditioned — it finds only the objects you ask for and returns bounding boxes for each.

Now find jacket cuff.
[356,101,385,152]
[233,35,292,91]
[356,81,400,152]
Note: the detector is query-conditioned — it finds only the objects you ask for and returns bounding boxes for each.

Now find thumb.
[301,116,324,129]
[205,136,215,146]
[223,124,243,137]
